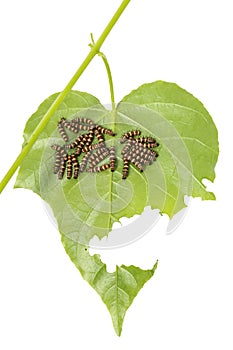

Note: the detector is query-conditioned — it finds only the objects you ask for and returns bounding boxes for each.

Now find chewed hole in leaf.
[202,178,217,193]
[88,211,162,273]
[43,200,161,250]
[88,206,160,250]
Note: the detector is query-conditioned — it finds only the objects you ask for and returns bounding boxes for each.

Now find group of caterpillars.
[51,117,159,180]
[51,117,115,179]
[120,130,159,179]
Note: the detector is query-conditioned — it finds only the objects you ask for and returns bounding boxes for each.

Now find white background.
[0,0,232,348]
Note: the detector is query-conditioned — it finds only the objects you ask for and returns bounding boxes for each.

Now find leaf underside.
[15,81,219,335]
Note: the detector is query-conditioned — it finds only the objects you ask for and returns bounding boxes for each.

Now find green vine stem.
[0,0,131,194]
[90,33,116,112]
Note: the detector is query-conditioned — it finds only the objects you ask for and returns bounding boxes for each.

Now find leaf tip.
[114,325,123,337]
[152,260,159,273]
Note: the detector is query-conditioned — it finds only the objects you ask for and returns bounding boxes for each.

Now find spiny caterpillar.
[58,156,67,180]
[79,151,92,173]
[94,129,105,143]
[122,157,130,180]
[120,130,141,143]
[71,154,79,179]
[66,155,72,180]
[87,163,111,173]
[58,118,69,142]
[109,147,116,172]
[95,125,115,136]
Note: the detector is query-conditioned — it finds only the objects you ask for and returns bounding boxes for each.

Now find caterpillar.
[122,157,130,179]
[78,124,92,131]
[51,144,68,178]
[72,117,94,125]
[71,154,79,179]
[53,151,62,174]
[62,120,79,133]
[139,142,158,148]
[51,145,67,159]
[66,155,72,179]
[94,129,105,143]
[58,118,69,142]
[95,125,115,136]
[58,156,67,180]
[109,146,116,172]
[135,137,158,145]
[82,142,104,153]
[88,163,111,173]
[62,117,94,134]
[120,130,141,143]
[79,151,92,172]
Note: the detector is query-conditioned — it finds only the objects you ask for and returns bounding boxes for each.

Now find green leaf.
[14,81,219,335]
[61,233,157,336]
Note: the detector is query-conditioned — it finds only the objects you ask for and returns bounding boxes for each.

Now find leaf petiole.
[0,0,131,194]
[99,52,116,112]
[89,33,116,111]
